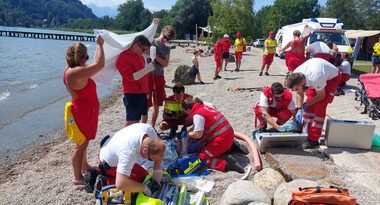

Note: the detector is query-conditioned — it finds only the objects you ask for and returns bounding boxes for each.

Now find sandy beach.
[1,45,380,204]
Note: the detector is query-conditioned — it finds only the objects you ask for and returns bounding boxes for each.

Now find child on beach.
[191,50,205,84]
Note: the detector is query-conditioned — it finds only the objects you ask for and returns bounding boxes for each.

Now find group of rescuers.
[64,18,351,196]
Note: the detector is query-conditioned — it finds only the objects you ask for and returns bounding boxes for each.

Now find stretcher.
[255,132,308,153]
[355,73,380,120]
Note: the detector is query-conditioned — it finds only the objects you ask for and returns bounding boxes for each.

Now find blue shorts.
[123,93,148,121]
[372,55,380,65]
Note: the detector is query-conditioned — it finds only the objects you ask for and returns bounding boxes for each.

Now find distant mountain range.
[0,0,97,27]
[86,4,118,18]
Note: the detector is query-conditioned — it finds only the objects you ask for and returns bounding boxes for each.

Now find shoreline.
[0,83,122,185]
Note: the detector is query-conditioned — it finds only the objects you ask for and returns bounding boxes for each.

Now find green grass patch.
[352,60,372,75]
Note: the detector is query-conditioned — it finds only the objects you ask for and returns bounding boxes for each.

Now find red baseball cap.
[236,32,241,37]
[269,31,274,35]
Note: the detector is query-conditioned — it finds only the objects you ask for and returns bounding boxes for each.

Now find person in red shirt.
[221,34,231,71]
[213,38,223,80]
[115,35,152,127]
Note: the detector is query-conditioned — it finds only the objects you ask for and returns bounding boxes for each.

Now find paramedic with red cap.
[254,82,297,131]
[259,31,277,76]
[181,98,248,173]
[286,58,340,149]
[234,32,247,72]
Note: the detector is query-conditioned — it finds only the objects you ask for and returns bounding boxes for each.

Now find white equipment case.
[256,132,308,153]
[325,119,375,150]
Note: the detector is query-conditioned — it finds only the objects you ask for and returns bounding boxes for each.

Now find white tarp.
[345,30,380,39]
[92,23,158,85]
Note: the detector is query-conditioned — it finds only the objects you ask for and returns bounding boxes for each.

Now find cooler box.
[325,119,375,150]
[256,132,308,153]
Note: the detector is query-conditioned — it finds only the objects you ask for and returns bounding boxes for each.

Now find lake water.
[0,33,116,163]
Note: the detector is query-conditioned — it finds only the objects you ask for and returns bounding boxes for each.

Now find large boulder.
[173,65,196,85]
[254,168,285,197]
[273,179,318,205]
[220,180,270,205]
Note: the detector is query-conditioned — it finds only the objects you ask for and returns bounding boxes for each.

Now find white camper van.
[275,18,351,58]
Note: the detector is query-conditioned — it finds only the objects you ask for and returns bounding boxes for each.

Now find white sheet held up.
[92,22,158,85]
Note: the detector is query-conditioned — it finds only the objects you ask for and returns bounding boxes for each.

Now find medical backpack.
[288,186,357,205]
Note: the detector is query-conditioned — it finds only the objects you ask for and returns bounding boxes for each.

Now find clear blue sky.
[81,0,328,17]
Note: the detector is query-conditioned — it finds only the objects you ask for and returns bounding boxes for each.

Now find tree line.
[67,0,380,41]
[1,0,379,41]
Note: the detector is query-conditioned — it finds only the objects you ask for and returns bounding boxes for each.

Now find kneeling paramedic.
[98,123,166,196]
[286,58,340,149]
[181,98,247,173]
[254,82,298,132]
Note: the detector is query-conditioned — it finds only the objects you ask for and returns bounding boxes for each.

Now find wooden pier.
[0,26,95,42]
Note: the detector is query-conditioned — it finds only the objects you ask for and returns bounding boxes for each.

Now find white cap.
[223,34,229,38]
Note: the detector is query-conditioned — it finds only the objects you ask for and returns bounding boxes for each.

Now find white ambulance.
[275,18,351,58]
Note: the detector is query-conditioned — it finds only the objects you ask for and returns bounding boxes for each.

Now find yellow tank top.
[264,38,277,54]
[373,42,380,56]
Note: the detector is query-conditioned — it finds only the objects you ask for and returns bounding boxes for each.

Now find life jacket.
[190,102,232,143]
[163,93,192,119]
[262,87,292,110]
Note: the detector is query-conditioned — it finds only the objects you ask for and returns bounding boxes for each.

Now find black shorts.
[190,65,199,76]
[222,52,229,59]
[123,93,148,121]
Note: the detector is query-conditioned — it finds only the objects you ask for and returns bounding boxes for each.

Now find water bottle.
[373,133,380,147]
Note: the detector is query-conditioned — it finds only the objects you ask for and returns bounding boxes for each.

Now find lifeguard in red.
[254,84,296,131]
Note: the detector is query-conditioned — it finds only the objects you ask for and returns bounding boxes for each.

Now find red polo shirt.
[115,49,148,94]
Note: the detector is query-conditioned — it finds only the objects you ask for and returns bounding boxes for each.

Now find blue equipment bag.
[167,156,209,177]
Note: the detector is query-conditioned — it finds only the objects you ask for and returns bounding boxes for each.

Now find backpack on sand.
[288,186,357,205]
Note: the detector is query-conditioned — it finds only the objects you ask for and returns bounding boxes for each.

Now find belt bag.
[64,102,86,145]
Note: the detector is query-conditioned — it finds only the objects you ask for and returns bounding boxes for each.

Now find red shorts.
[285,52,306,71]
[340,73,350,84]
[215,57,222,67]
[262,54,274,65]
[102,164,148,185]
[235,51,243,60]
[72,106,99,140]
[148,74,166,107]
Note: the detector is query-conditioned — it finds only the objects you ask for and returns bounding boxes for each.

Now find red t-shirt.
[115,49,148,94]
[220,38,231,53]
